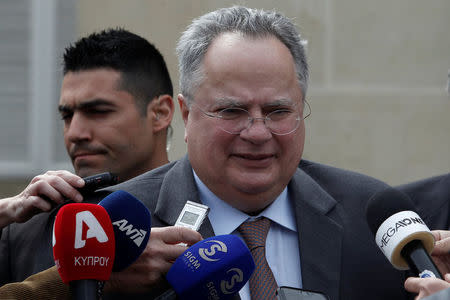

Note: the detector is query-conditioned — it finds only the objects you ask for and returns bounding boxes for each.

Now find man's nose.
[240,116,272,143]
[65,113,92,143]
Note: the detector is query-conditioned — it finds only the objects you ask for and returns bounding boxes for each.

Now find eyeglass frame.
[189,99,311,135]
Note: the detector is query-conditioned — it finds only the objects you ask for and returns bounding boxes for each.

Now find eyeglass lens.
[218,108,301,135]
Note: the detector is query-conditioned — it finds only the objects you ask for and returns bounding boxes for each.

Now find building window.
[0,0,76,178]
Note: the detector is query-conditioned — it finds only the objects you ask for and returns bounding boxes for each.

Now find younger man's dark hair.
[63,28,173,114]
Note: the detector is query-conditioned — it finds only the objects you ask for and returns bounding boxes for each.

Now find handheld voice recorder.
[175,201,210,231]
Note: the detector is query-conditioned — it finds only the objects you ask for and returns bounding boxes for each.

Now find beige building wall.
[2,0,448,196]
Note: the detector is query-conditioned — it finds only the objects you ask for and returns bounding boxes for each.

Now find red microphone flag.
[53,203,115,283]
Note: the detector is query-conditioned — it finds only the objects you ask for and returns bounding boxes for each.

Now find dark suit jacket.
[1,157,448,299]
[396,173,450,231]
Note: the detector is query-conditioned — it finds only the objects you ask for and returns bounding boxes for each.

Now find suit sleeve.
[0,266,71,300]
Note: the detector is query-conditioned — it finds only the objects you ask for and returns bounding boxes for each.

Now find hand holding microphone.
[428,230,450,275]
[404,230,450,299]
[0,171,118,229]
[97,190,202,294]
[0,170,85,228]
[404,274,450,300]
[107,225,203,294]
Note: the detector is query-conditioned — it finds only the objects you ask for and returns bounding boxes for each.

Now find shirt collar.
[192,170,297,235]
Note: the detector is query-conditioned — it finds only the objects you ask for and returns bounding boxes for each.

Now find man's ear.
[178,94,190,126]
[148,94,174,133]
[178,94,190,142]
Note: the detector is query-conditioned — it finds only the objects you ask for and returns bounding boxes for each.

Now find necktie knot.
[238,217,271,250]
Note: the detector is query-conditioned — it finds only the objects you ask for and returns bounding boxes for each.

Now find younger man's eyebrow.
[58,104,72,114]
[58,99,114,113]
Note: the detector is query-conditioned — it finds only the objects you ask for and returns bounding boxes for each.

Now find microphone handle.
[70,279,99,300]
[401,240,443,279]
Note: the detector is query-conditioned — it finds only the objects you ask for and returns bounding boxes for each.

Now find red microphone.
[53,203,115,299]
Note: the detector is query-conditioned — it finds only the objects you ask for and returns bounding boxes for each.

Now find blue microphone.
[161,234,255,300]
[98,190,151,271]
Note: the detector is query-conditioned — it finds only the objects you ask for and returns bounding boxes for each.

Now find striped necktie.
[238,217,278,300]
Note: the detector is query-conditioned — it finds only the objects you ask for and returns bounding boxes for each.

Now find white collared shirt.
[193,171,303,300]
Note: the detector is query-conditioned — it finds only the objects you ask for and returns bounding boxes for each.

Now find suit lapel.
[290,168,343,300]
[153,156,216,238]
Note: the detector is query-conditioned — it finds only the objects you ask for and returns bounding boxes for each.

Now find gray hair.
[176,6,309,105]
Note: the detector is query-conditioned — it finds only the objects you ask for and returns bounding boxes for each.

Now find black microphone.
[79,172,118,193]
[366,187,443,279]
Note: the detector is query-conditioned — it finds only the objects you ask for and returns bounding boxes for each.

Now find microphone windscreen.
[366,187,416,235]
[365,187,434,269]
[52,203,115,283]
[167,234,255,299]
[98,190,151,271]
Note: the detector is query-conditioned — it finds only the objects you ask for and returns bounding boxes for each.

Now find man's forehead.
[58,71,133,109]
[60,69,122,96]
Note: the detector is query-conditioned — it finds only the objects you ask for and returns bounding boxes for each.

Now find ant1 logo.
[112,219,147,247]
[220,268,244,294]
[74,211,109,249]
[198,240,228,262]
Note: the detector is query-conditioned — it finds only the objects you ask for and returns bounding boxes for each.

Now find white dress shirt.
[193,171,303,300]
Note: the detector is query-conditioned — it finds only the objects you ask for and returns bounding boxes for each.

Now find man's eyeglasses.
[191,100,311,135]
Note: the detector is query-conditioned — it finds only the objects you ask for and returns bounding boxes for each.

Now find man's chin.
[75,166,106,178]
[232,177,276,195]
[227,183,278,214]
[231,170,277,190]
